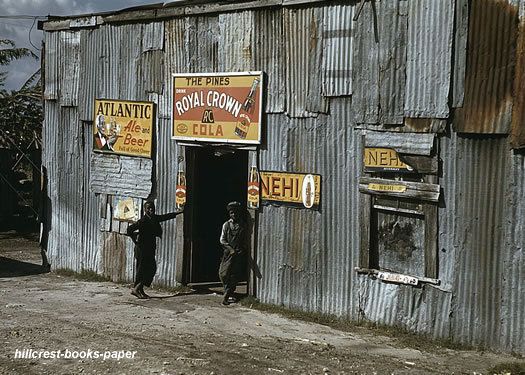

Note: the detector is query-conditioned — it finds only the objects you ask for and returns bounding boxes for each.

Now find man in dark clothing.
[127,201,182,299]
[219,201,249,305]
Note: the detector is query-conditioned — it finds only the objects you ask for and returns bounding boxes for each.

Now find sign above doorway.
[172,72,263,145]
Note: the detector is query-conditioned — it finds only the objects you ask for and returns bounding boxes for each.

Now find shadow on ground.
[0,256,49,278]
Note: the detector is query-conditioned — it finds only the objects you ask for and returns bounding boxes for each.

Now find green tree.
[0,39,42,148]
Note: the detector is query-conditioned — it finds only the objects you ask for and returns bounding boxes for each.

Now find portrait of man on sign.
[94,114,119,152]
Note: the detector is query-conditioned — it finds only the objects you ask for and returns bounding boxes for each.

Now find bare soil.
[0,231,523,375]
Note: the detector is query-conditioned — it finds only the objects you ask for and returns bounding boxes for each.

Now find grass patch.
[240,296,477,353]
[151,284,194,295]
[54,268,194,294]
[54,268,111,282]
[488,362,525,375]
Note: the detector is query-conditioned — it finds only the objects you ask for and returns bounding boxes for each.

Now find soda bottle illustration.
[235,77,260,139]
[247,166,260,209]
[242,77,260,114]
[175,170,187,209]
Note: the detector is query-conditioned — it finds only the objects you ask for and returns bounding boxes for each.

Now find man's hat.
[226,201,241,211]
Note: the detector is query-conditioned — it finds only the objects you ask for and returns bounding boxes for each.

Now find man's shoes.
[221,299,229,306]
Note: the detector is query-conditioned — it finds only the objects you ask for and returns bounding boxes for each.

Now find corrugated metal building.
[39,0,524,354]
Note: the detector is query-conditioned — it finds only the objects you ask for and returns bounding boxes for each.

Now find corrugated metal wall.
[41,0,525,355]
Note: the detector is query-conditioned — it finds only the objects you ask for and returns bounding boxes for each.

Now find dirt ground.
[1,231,524,375]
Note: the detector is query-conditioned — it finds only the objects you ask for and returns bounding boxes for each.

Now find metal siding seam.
[378,0,407,125]
[351,0,379,124]
[79,29,99,121]
[253,8,285,113]
[218,11,254,72]
[143,21,165,51]
[154,118,180,287]
[452,0,468,108]
[59,31,80,107]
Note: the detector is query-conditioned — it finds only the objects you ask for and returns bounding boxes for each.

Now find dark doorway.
[186,147,248,284]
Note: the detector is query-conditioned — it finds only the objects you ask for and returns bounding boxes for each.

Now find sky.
[0,0,163,90]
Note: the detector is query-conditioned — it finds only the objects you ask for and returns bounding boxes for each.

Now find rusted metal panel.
[365,131,435,156]
[89,154,153,198]
[455,0,518,134]
[403,118,446,133]
[44,32,59,101]
[378,0,407,125]
[59,31,80,107]
[258,98,361,316]
[153,118,182,287]
[351,0,379,124]
[404,0,453,118]
[142,21,165,51]
[511,2,525,148]
[253,8,285,113]
[101,232,128,282]
[450,136,509,348]
[218,11,254,71]
[321,4,353,97]
[452,0,468,108]
[193,16,220,72]
[284,7,328,118]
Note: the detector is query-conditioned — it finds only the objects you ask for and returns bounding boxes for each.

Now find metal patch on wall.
[260,171,321,209]
[93,99,154,158]
[364,147,414,173]
[172,72,263,144]
[113,196,139,222]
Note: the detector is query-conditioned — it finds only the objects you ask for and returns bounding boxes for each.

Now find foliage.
[0,39,41,149]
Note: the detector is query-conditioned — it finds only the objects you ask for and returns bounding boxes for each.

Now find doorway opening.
[185,147,248,284]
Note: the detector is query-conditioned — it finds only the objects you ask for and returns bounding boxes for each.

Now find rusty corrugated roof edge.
[38,0,331,31]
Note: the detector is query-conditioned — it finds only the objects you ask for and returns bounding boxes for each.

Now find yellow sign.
[368,183,407,193]
[172,72,263,144]
[260,171,321,209]
[364,148,413,172]
[93,99,154,158]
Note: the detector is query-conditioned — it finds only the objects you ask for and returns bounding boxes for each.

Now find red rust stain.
[511,19,525,148]
[455,0,518,134]
[404,118,433,132]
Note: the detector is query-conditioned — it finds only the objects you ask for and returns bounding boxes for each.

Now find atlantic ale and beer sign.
[172,72,263,144]
[93,99,154,158]
[260,171,321,209]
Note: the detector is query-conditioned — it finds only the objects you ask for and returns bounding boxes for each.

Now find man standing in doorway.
[219,201,248,305]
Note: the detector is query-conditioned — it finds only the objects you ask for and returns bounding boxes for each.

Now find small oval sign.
[301,174,316,209]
